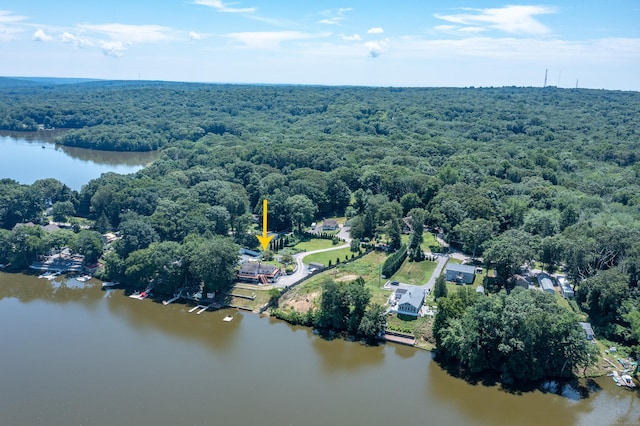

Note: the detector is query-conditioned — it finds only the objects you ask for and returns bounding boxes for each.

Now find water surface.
[0,131,159,190]
[1,272,638,426]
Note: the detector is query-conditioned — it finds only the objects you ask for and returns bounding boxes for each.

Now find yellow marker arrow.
[256,199,274,251]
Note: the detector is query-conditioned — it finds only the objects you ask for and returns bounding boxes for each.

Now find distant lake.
[0,131,160,191]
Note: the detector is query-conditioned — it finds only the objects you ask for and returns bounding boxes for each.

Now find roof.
[238,262,278,276]
[43,223,61,232]
[323,219,338,227]
[537,273,554,291]
[476,286,485,293]
[445,263,476,274]
[397,286,426,309]
[579,322,594,335]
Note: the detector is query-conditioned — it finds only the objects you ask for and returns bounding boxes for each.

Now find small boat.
[38,271,54,279]
[223,315,234,322]
[613,371,622,386]
[102,281,120,289]
[46,271,61,280]
[621,374,636,388]
[76,275,91,282]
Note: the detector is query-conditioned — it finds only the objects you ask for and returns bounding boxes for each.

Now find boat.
[621,374,636,388]
[38,271,54,279]
[46,271,61,280]
[223,315,234,322]
[102,281,120,289]
[76,275,91,282]
[612,371,622,386]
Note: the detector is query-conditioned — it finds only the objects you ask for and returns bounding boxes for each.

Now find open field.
[390,258,437,285]
[303,247,352,266]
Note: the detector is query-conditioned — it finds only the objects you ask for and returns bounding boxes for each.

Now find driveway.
[422,254,449,292]
[274,225,351,288]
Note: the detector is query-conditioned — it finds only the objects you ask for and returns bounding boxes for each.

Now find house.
[445,263,476,284]
[557,275,574,298]
[322,219,339,231]
[512,274,532,289]
[237,262,281,284]
[43,223,61,232]
[579,322,595,340]
[396,286,426,317]
[537,273,555,294]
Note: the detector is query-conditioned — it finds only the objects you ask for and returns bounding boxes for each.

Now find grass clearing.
[390,258,437,285]
[228,285,272,312]
[293,238,336,252]
[304,247,352,266]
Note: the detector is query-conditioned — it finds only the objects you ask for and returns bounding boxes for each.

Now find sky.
[1,1,639,90]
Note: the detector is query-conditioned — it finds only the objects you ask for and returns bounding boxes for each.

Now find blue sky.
[1,1,639,90]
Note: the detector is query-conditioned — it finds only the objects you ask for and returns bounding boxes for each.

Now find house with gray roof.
[445,263,476,284]
[396,286,426,317]
[579,322,594,340]
[537,273,555,294]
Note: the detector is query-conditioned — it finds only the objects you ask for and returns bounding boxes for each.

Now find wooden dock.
[383,332,416,346]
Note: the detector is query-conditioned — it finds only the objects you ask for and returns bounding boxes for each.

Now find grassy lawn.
[390,258,437,285]
[293,238,336,252]
[227,286,272,312]
[280,251,390,309]
[304,247,353,266]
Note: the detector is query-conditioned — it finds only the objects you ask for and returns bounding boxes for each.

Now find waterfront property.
[29,248,83,273]
[322,219,339,230]
[390,285,426,317]
[237,262,281,284]
[445,263,476,284]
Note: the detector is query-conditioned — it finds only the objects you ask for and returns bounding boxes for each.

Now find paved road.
[274,225,352,288]
[422,254,449,292]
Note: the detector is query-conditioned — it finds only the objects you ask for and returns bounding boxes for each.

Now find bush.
[381,244,407,278]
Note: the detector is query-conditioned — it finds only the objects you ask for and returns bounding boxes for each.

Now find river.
[0,131,159,191]
[1,272,638,426]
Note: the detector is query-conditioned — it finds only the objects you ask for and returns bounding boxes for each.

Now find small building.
[396,286,426,317]
[237,262,281,284]
[537,273,555,294]
[579,322,595,340]
[512,274,532,289]
[475,285,485,295]
[322,219,339,231]
[557,275,574,299]
[445,263,476,284]
[43,223,61,232]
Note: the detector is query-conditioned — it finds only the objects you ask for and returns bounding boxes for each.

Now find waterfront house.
[396,286,426,317]
[579,322,595,340]
[237,262,281,284]
[445,263,476,284]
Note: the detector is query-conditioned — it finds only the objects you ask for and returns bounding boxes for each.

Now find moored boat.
[621,374,636,388]
[102,281,120,289]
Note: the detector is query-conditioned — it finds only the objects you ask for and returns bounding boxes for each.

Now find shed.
[557,275,574,299]
[445,263,476,284]
[579,322,594,340]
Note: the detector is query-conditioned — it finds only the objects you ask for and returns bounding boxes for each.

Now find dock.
[163,294,182,305]
[383,332,416,346]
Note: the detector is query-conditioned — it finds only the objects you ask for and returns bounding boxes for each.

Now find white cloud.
[365,39,389,58]
[32,28,52,42]
[318,8,351,25]
[193,0,255,13]
[341,33,361,41]
[189,31,202,40]
[226,31,329,49]
[368,27,384,34]
[0,11,27,41]
[78,23,174,43]
[434,5,556,36]
[100,40,128,57]
[61,32,93,48]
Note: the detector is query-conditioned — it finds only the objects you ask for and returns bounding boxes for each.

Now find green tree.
[72,230,103,263]
[358,303,387,340]
[51,201,75,222]
[187,236,239,295]
[285,194,317,234]
[434,274,448,300]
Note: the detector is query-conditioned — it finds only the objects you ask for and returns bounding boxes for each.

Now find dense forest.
[1,81,639,378]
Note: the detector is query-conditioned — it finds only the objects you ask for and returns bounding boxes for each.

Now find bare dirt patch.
[282,290,320,312]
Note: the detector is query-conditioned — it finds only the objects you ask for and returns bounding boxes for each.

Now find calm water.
[1,272,638,426]
[0,131,159,190]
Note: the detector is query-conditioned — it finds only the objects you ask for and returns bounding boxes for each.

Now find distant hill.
[0,76,101,86]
